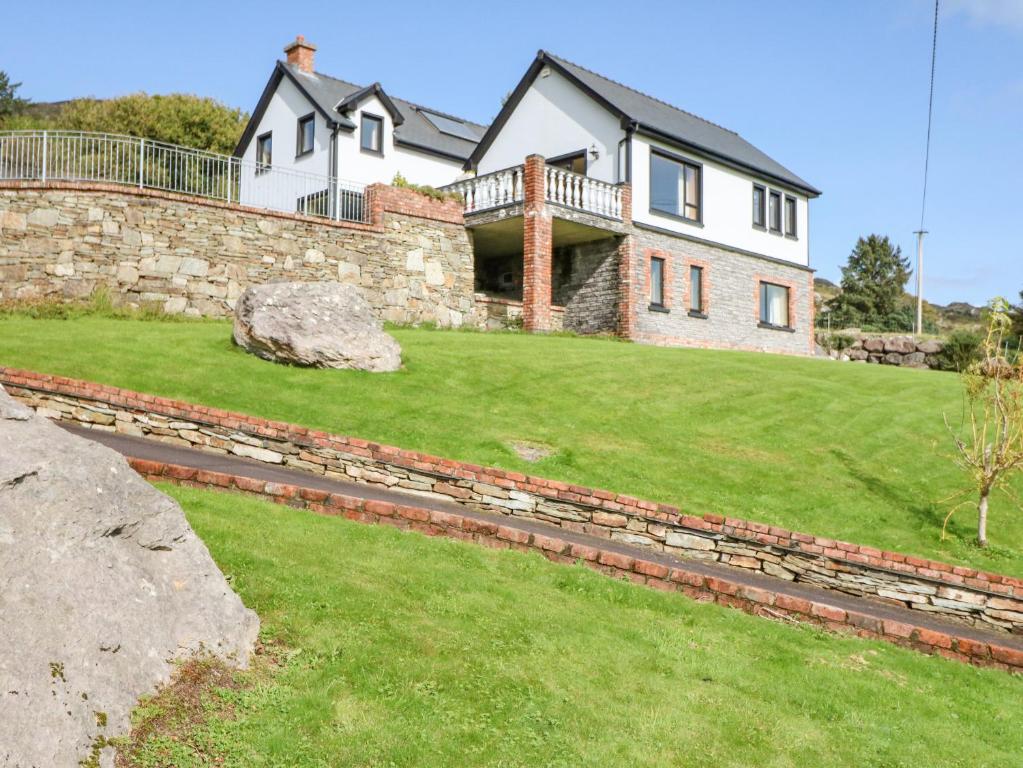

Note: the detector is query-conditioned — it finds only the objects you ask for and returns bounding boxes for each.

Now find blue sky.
[3,0,1021,305]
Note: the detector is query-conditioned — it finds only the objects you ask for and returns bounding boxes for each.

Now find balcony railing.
[446,162,623,220]
[0,130,369,223]
[445,165,524,214]
[545,166,622,219]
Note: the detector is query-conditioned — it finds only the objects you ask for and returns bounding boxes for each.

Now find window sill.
[785,234,799,241]
[255,167,271,176]
[758,321,795,333]
[649,207,703,228]
[360,147,384,157]
[295,149,314,160]
[688,310,708,319]
[649,303,670,314]
[768,228,783,237]
[753,223,766,232]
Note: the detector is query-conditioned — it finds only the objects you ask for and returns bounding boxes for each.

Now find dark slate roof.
[280,62,486,161]
[471,51,820,197]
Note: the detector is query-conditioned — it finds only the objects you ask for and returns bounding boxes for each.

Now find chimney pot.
[284,35,316,73]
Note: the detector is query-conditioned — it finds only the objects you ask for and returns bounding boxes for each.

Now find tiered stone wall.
[0,181,478,327]
[3,366,1021,638]
[129,455,1023,673]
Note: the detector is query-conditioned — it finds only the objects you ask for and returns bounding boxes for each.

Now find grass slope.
[1,317,1020,575]
[120,485,1023,767]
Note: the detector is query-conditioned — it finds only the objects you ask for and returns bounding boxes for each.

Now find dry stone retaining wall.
[0,181,478,327]
[819,333,946,368]
[3,366,1021,638]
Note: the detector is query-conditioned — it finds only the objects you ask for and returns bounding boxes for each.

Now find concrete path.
[65,423,1023,653]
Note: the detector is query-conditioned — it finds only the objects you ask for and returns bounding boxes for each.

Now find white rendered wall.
[333,94,464,188]
[475,67,625,182]
[631,135,810,266]
[238,76,333,210]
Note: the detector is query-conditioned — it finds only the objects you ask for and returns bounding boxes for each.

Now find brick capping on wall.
[0,179,465,228]
[4,364,1023,636]
[129,455,1023,673]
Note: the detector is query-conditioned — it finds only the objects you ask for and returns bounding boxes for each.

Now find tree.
[944,297,1023,547]
[828,235,912,326]
[0,71,28,124]
[59,93,248,154]
[1011,290,1023,342]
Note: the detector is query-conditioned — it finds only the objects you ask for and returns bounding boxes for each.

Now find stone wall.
[4,366,1020,637]
[628,225,815,355]
[0,181,478,327]
[553,237,620,334]
[130,455,1023,673]
[818,333,945,368]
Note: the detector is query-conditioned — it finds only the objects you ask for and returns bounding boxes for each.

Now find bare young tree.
[943,297,1023,547]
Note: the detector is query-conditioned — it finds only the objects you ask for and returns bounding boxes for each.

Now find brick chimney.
[284,35,316,73]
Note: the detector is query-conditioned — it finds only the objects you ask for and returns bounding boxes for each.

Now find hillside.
[1,317,1020,576]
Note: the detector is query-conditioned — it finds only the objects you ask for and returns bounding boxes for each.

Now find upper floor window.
[256,132,272,174]
[759,282,791,328]
[650,256,665,308]
[768,190,782,233]
[548,150,586,175]
[296,114,315,156]
[784,195,797,238]
[650,150,701,223]
[361,113,383,154]
[752,185,766,229]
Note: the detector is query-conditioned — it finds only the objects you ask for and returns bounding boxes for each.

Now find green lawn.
[121,484,1023,767]
[1,317,1020,575]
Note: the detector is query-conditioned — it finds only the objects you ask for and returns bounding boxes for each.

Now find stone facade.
[628,225,815,355]
[0,182,478,327]
[5,365,1021,638]
[552,237,620,334]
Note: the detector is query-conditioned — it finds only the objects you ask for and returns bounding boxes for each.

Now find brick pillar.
[616,183,636,339]
[522,154,552,332]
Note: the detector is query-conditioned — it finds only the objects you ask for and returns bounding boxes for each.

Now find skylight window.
[419,109,480,141]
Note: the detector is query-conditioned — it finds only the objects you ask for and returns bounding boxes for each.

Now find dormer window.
[361,113,383,154]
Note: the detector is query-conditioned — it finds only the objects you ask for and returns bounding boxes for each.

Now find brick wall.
[0,181,478,327]
[521,155,553,332]
[130,455,1023,673]
[5,366,1021,638]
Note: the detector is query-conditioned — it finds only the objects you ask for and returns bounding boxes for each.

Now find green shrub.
[391,173,461,203]
[933,330,983,372]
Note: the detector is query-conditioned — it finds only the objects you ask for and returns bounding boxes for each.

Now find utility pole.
[914,229,927,335]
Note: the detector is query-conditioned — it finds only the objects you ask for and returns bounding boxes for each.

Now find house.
[456,50,821,354]
[234,36,486,219]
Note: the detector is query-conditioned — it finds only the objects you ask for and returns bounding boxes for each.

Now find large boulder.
[0,387,259,768]
[233,281,401,372]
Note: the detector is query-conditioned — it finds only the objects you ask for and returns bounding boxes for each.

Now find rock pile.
[819,334,945,368]
[0,386,259,768]
[233,281,402,372]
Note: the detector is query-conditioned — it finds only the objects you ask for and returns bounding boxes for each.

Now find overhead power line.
[915,0,939,336]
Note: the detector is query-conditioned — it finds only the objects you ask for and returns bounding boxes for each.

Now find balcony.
[446,163,624,221]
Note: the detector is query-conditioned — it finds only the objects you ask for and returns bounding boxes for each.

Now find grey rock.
[846,348,869,361]
[884,337,917,354]
[0,386,258,768]
[883,352,904,365]
[903,351,927,366]
[233,281,402,372]
[917,339,944,355]
[862,338,886,353]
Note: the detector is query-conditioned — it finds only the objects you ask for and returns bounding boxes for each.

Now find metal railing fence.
[0,130,368,223]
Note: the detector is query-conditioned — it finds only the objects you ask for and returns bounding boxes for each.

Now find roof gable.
[235,61,487,163]
[468,51,820,197]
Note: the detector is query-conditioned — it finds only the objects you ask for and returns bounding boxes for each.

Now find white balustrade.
[446,165,524,214]
[544,166,622,219]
